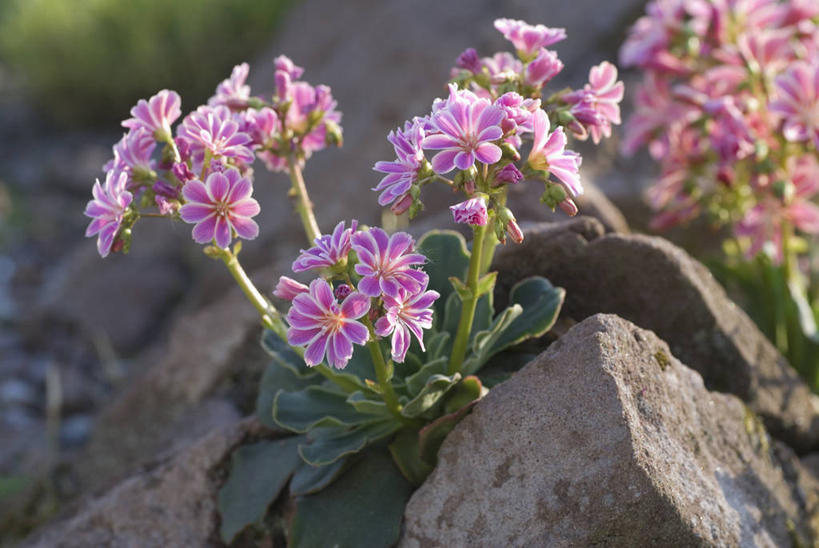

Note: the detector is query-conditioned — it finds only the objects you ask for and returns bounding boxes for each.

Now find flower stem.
[287,155,321,243]
[363,318,402,417]
[448,223,487,375]
[220,249,288,342]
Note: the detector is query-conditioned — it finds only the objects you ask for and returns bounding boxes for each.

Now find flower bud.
[334,284,353,300]
[408,200,424,219]
[494,164,523,186]
[506,219,524,243]
[390,194,413,215]
[500,141,521,161]
[275,70,292,101]
[325,119,344,147]
[456,48,482,73]
[171,162,195,183]
[273,276,309,301]
[559,198,579,216]
[463,179,476,195]
[540,183,567,210]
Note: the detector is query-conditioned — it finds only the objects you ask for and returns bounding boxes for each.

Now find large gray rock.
[402,314,819,547]
[22,417,277,548]
[493,217,819,452]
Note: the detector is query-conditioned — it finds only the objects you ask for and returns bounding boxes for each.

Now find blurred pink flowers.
[84,170,133,258]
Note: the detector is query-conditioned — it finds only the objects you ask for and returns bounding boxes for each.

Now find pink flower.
[106,129,156,186]
[494,18,566,57]
[525,48,564,88]
[375,281,439,363]
[351,228,428,299]
[179,168,260,249]
[373,119,426,207]
[770,62,819,148]
[450,197,488,226]
[122,89,182,141]
[529,110,583,197]
[292,220,358,273]
[564,62,624,144]
[177,106,255,166]
[423,86,505,173]
[455,48,482,73]
[481,52,523,86]
[274,276,309,301]
[209,63,251,109]
[84,170,132,258]
[274,55,305,80]
[286,279,370,369]
[495,92,539,135]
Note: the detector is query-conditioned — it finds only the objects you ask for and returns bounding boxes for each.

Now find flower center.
[214,201,230,217]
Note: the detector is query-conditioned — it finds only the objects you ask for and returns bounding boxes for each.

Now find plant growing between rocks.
[621,0,819,389]
[83,18,622,546]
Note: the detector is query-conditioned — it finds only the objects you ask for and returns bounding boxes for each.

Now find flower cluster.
[374,18,623,244]
[84,56,342,257]
[277,222,439,368]
[621,0,819,262]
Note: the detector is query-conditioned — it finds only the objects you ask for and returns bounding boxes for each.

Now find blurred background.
[0,0,653,542]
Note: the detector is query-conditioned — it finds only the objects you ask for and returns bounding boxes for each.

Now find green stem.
[221,250,287,341]
[479,218,499,276]
[287,155,321,243]
[448,224,487,375]
[363,318,402,417]
[200,150,212,180]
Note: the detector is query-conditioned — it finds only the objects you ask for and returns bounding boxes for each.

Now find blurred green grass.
[0,0,293,128]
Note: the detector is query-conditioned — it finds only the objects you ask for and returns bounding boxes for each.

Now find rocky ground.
[4,0,800,546]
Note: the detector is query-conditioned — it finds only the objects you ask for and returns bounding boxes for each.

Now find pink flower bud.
[390,194,413,215]
[456,48,482,73]
[273,276,309,301]
[450,197,488,226]
[334,284,353,300]
[506,219,524,244]
[171,162,195,183]
[559,198,579,216]
[463,179,476,195]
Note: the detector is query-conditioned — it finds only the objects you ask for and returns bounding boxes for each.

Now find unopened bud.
[391,194,413,215]
[506,219,524,244]
[324,120,343,147]
[273,276,309,301]
[463,179,476,194]
[500,142,521,162]
[171,162,195,183]
[334,284,353,300]
[558,198,579,216]
[409,184,421,200]
[540,183,567,210]
[494,164,523,186]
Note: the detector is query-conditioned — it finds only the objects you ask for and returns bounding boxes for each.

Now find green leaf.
[273,386,370,433]
[443,375,488,415]
[449,275,471,300]
[461,276,564,375]
[426,331,451,360]
[290,451,414,548]
[256,363,321,429]
[289,458,349,497]
[401,373,461,418]
[339,344,377,383]
[389,429,434,486]
[486,276,564,354]
[461,305,523,376]
[475,271,498,298]
[418,230,470,325]
[346,391,392,417]
[261,329,318,379]
[441,291,493,353]
[298,420,401,466]
[218,436,303,543]
[405,357,448,396]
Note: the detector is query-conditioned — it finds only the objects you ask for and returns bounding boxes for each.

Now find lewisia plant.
[621,1,819,387]
[84,19,622,546]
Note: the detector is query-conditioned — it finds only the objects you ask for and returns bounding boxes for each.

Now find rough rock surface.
[22,417,277,548]
[401,314,819,547]
[493,217,819,452]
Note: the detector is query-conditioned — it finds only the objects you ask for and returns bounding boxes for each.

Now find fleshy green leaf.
[218,436,303,543]
[417,230,470,325]
[346,391,392,417]
[443,375,488,415]
[485,276,564,355]
[261,329,318,379]
[289,457,349,497]
[389,429,434,486]
[461,276,564,375]
[256,363,321,428]
[401,373,461,418]
[289,451,414,548]
[273,386,370,433]
[426,331,451,360]
[298,420,401,466]
[405,357,448,396]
